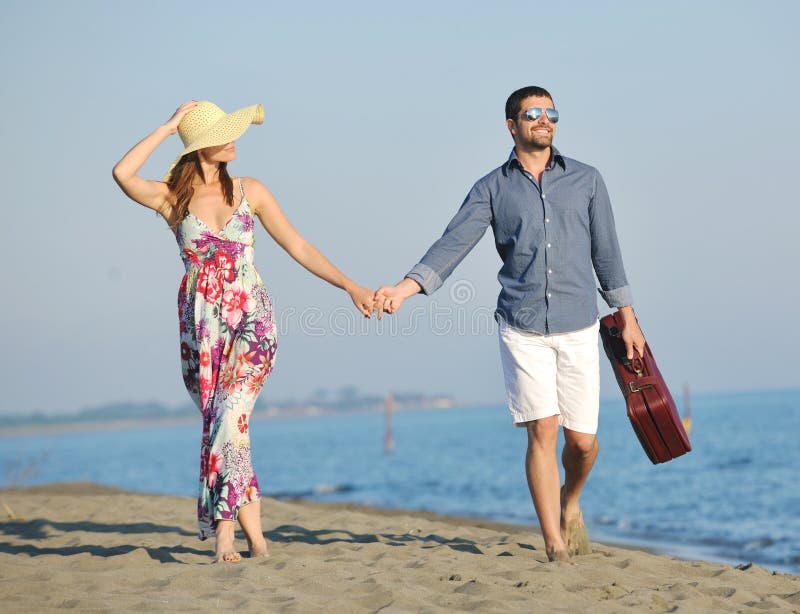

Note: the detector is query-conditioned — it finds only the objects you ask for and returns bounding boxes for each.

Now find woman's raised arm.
[112,100,198,215]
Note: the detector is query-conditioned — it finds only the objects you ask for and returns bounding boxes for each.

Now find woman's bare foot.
[238,500,269,558]
[214,520,241,563]
[247,536,270,559]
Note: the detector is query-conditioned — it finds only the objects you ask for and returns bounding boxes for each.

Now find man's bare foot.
[214,522,242,563]
[561,486,591,556]
[563,510,591,556]
[546,548,571,562]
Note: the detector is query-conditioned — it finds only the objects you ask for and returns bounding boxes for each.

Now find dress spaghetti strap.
[237,177,245,200]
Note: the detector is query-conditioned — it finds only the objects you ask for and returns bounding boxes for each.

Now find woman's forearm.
[290,240,356,293]
[112,124,172,183]
[113,101,196,189]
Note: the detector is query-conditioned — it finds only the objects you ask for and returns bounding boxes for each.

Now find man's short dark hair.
[505,86,554,120]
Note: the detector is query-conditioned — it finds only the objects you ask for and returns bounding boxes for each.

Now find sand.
[0,483,797,613]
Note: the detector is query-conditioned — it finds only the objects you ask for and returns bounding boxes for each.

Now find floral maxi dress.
[175,178,278,539]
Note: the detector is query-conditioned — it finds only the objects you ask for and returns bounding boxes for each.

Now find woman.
[113,100,375,563]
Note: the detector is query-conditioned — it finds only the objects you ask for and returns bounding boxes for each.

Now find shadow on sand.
[266,523,500,555]
[0,518,206,563]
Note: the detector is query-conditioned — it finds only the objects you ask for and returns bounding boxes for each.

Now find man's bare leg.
[525,416,569,561]
[238,500,269,558]
[560,428,598,555]
[214,519,241,563]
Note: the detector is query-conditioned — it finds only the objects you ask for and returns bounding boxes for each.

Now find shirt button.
[545,218,550,223]
[546,243,551,248]
[547,292,552,298]
[542,193,546,199]
[548,269,553,274]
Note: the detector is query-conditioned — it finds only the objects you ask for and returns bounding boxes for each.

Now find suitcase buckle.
[629,380,652,393]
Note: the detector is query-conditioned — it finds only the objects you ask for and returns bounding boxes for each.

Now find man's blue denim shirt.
[405,147,632,334]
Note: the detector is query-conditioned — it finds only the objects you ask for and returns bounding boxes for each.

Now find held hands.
[618,306,646,360]
[373,285,405,319]
[348,284,378,318]
[347,278,420,319]
[164,100,199,135]
[373,279,422,320]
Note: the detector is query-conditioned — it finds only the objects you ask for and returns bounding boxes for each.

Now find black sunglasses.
[521,107,559,123]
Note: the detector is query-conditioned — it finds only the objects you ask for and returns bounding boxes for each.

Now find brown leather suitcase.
[599,312,691,464]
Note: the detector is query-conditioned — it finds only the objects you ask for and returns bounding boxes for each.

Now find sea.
[1,388,798,575]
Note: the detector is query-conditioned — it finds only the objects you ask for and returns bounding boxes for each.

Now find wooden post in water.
[384,392,395,452]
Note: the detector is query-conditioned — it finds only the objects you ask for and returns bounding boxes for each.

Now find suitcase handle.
[629,356,644,377]
[608,326,645,376]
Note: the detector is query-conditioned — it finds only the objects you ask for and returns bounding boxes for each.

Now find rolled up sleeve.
[405,182,492,295]
[589,170,633,308]
[405,263,443,296]
[597,284,633,308]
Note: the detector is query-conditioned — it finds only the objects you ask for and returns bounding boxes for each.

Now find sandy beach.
[0,483,797,613]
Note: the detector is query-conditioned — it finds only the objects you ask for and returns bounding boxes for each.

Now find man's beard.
[523,132,552,150]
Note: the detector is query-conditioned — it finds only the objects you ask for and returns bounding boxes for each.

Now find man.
[375,86,645,562]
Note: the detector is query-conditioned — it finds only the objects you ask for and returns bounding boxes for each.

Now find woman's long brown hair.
[166,152,234,230]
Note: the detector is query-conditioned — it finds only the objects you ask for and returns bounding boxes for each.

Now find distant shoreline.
[0,402,476,438]
[5,385,799,437]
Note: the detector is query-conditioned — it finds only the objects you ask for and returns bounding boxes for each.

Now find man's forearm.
[397,277,422,298]
[618,304,636,321]
[404,183,492,296]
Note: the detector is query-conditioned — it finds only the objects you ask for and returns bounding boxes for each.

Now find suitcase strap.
[628,376,661,394]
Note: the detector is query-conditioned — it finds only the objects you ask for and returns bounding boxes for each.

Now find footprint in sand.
[699,586,736,598]
[454,579,485,595]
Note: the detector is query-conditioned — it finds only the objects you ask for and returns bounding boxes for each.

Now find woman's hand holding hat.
[164,101,199,135]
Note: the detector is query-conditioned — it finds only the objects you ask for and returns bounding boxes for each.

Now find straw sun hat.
[163,100,264,181]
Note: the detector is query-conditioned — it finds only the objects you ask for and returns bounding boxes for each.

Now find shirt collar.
[505,146,566,175]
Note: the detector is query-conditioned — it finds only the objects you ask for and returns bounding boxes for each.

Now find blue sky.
[1,1,798,415]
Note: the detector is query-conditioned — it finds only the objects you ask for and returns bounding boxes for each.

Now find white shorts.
[498,319,600,434]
